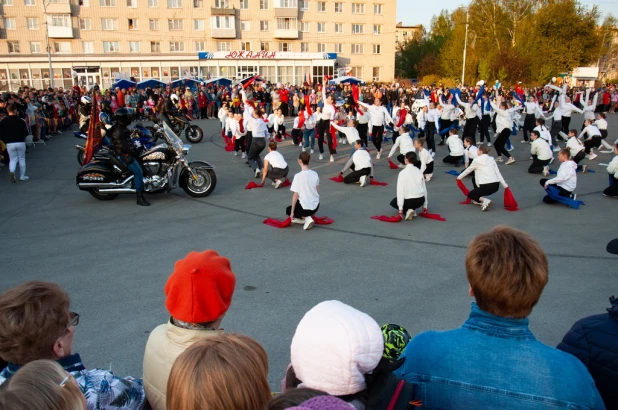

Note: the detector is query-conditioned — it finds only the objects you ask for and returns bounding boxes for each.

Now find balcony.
[275,7,297,18]
[48,25,74,38]
[274,28,298,39]
[211,28,236,38]
[210,7,235,15]
[44,2,72,14]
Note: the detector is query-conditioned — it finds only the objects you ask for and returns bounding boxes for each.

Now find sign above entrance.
[198,52,337,60]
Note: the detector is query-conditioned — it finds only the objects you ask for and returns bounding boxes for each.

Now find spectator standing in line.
[0,104,30,183]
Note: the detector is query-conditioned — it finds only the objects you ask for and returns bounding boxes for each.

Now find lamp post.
[42,0,54,88]
[461,7,469,87]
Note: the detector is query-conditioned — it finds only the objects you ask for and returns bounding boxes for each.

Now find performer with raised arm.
[456,92,481,144]
[358,97,393,159]
[489,92,521,165]
[457,144,509,211]
[317,79,337,162]
[337,140,373,187]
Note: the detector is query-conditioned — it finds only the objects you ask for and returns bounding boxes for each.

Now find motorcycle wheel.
[77,151,85,165]
[88,189,119,201]
[182,168,216,197]
[185,125,204,143]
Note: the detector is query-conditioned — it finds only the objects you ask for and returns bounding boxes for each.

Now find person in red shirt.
[116,88,125,108]
[198,91,208,119]
[279,86,289,117]
[603,89,610,111]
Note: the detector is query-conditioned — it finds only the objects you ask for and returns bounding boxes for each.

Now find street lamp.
[461,7,469,86]
[42,0,54,88]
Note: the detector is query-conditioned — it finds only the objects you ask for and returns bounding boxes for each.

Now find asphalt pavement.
[1,113,616,388]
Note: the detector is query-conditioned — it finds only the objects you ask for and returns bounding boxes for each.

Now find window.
[193,0,202,6]
[129,41,140,52]
[167,0,181,7]
[25,0,35,5]
[103,41,119,52]
[239,0,247,8]
[351,43,363,54]
[240,20,250,31]
[79,0,89,5]
[276,17,296,30]
[241,41,250,51]
[168,19,183,30]
[373,44,381,54]
[8,41,19,53]
[259,0,267,8]
[54,42,71,53]
[27,18,39,30]
[4,18,16,30]
[372,67,380,82]
[149,19,159,30]
[148,0,157,6]
[170,41,184,52]
[351,24,363,34]
[79,18,91,29]
[279,42,291,51]
[30,42,41,53]
[126,0,136,6]
[334,43,342,53]
[334,23,343,34]
[50,15,70,26]
[1,0,13,4]
[260,21,269,31]
[317,22,325,33]
[300,42,308,52]
[82,41,93,53]
[151,41,160,52]
[317,43,325,52]
[301,21,309,32]
[195,41,205,51]
[129,19,138,30]
[215,0,228,6]
[351,3,364,13]
[373,3,382,14]
[260,41,269,51]
[194,19,204,30]
[276,0,296,6]
[351,66,363,78]
[216,41,231,51]
[99,0,115,6]
[317,1,325,12]
[334,2,342,12]
[211,15,233,29]
[101,18,118,30]
[299,0,308,10]
[373,24,382,34]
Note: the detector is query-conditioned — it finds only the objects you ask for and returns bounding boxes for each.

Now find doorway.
[238,65,258,79]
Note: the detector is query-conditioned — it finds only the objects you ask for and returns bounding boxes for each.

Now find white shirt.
[579,125,601,140]
[446,135,465,156]
[464,145,478,165]
[456,95,481,119]
[524,101,542,117]
[458,154,507,187]
[595,118,607,131]
[293,117,301,129]
[250,116,269,138]
[304,112,316,130]
[547,160,577,192]
[439,101,455,120]
[417,110,428,129]
[321,86,336,121]
[342,149,372,173]
[607,155,618,178]
[264,150,288,169]
[397,164,428,209]
[356,109,370,124]
[426,108,439,123]
[331,123,360,144]
[291,169,320,210]
[358,101,393,126]
[388,133,414,158]
[566,137,584,158]
[491,102,521,133]
[534,125,552,145]
[531,138,553,161]
[417,147,433,174]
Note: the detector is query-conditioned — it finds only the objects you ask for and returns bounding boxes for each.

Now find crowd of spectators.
[0,226,615,410]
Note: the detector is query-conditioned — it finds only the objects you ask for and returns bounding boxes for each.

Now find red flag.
[369,179,388,186]
[396,109,407,128]
[330,175,344,183]
[330,124,338,150]
[306,72,313,86]
[419,210,446,221]
[313,216,334,225]
[280,178,291,187]
[297,111,306,129]
[387,158,400,170]
[351,84,364,115]
[242,75,261,90]
[304,95,312,116]
[263,217,292,228]
[456,179,472,204]
[83,100,101,165]
[371,215,402,223]
[504,187,519,211]
[245,181,264,189]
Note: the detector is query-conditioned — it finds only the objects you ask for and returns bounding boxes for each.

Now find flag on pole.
[306,72,313,86]
[83,100,101,165]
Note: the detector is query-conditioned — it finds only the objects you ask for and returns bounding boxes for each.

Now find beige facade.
[0,0,396,91]
[395,22,421,47]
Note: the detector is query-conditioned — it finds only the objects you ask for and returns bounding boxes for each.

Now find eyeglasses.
[68,311,80,328]
[59,375,70,387]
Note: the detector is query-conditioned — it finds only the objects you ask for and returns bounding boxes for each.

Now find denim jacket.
[395,302,604,410]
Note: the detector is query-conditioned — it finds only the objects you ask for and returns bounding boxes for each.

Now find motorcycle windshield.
[162,123,184,155]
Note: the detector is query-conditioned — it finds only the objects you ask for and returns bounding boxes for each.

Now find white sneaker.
[310,149,314,154]
[291,218,304,224]
[330,155,334,162]
[233,151,238,156]
[487,142,492,147]
[241,152,247,159]
[550,157,555,164]
[301,147,306,152]
[431,152,436,158]
[405,209,416,220]
[342,140,347,145]
[507,146,515,152]
[376,150,381,160]
[587,153,598,160]
[359,175,367,187]
[303,216,314,230]
[506,157,516,165]
[481,198,492,211]
[425,174,433,182]
[552,146,560,152]
[319,153,323,160]
[521,140,528,143]
[299,142,303,147]
[19,176,29,181]
[338,138,342,144]
[255,168,262,178]
[274,179,283,189]
[496,157,504,162]
[542,166,549,177]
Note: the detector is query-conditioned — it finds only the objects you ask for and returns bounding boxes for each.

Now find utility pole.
[461,7,469,87]
[43,0,54,88]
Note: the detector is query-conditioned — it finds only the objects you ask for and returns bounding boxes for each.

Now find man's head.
[354,140,362,150]
[298,151,311,166]
[6,104,17,115]
[530,130,540,140]
[0,281,76,365]
[558,148,570,162]
[466,226,548,318]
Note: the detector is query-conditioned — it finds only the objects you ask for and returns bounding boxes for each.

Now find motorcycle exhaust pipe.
[78,176,134,189]
[75,145,85,152]
[97,188,136,194]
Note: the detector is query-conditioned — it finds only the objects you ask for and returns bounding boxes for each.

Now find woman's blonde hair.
[167,333,270,410]
[0,360,85,410]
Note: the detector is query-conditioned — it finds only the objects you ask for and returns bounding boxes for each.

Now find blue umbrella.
[169,78,201,90]
[202,77,232,87]
[111,79,137,90]
[329,76,366,85]
[136,78,166,90]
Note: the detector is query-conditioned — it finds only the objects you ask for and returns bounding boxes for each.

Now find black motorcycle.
[76,124,216,200]
[149,114,204,144]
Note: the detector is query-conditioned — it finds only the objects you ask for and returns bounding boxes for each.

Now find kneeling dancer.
[390,151,428,220]
[457,144,508,211]
[287,151,320,230]
[261,141,289,189]
[338,140,373,187]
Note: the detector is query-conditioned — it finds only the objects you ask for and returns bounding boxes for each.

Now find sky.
[397,0,618,29]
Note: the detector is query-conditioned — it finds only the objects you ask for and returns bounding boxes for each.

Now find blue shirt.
[395,302,604,410]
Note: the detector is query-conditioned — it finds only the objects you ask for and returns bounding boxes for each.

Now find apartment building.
[395,22,421,47]
[0,0,397,91]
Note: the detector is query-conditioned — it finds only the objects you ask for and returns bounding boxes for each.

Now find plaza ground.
[1,114,616,388]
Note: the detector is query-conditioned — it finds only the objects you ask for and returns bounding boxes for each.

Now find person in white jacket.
[392,151,428,220]
[331,119,361,157]
[456,93,481,144]
[218,105,229,131]
[227,112,246,158]
[358,99,393,159]
[414,138,434,181]
[529,130,553,175]
[578,119,602,160]
[388,126,415,166]
[595,112,614,151]
[443,129,465,166]
[604,142,618,197]
[540,148,577,204]
[457,144,508,211]
[337,140,373,187]
[490,93,521,165]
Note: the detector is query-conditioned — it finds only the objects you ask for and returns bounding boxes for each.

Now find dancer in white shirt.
[358,98,393,159]
[443,129,465,166]
[490,93,520,165]
[522,96,543,143]
[414,138,434,182]
[260,141,289,189]
[579,119,602,160]
[288,151,320,230]
[463,137,478,169]
[317,84,336,161]
[302,109,317,153]
[391,151,428,221]
[529,130,553,175]
[457,144,509,211]
[355,108,370,148]
[338,140,373,187]
[388,126,415,166]
[540,148,577,204]
[456,93,481,144]
[595,113,614,150]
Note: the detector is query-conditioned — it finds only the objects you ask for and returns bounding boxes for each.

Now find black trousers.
[286,202,319,218]
[463,117,477,143]
[523,114,536,141]
[267,165,289,181]
[247,137,265,170]
[343,166,371,184]
[291,129,303,145]
[604,176,618,197]
[234,135,245,153]
[426,122,436,152]
[528,156,551,174]
[423,161,434,175]
[390,196,425,213]
[562,116,571,135]
[357,123,369,147]
[550,120,562,146]
[468,182,500,202]
[372,125,385,152]
[317,119,336,155]
[440,119,452,140]
[277,125,287,140]
[200,107,208,119]
[479,115,491,143]
[245,131,253,153]
[396,154,405,164]
[494,128,512,158]
[540,178,572,204]
[584,136,602,154]
[443,155,464,165]
[572,150,585,165]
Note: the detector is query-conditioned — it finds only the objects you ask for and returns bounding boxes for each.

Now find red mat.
[456,179,472,204]
[370,179,388,186]
[371,215,402,223]
[330,175,344,183]
[387,158,400,169]
[263,215,333,228]
[504,187,519,212]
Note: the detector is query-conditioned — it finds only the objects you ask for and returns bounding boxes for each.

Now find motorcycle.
[149,114,204,144]
[76,123,216,200]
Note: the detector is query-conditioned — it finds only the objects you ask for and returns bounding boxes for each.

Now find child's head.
[347,119,357,127]
[530,130,540,141]
[558,148,571,162]
[568,129,577,137]
[449,128,459,137]
[464,137,474,147]
[414,138,425,150]
[478,144,491,155]
[535,118,545,127]
[598,112,606,120]
[584,119,592,126]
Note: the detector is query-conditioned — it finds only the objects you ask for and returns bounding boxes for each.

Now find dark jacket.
[111,125,135,159]
[0,115,29,144]
[557,296,618,409]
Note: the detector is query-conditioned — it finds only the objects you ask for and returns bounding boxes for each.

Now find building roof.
[396,23,423,30]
